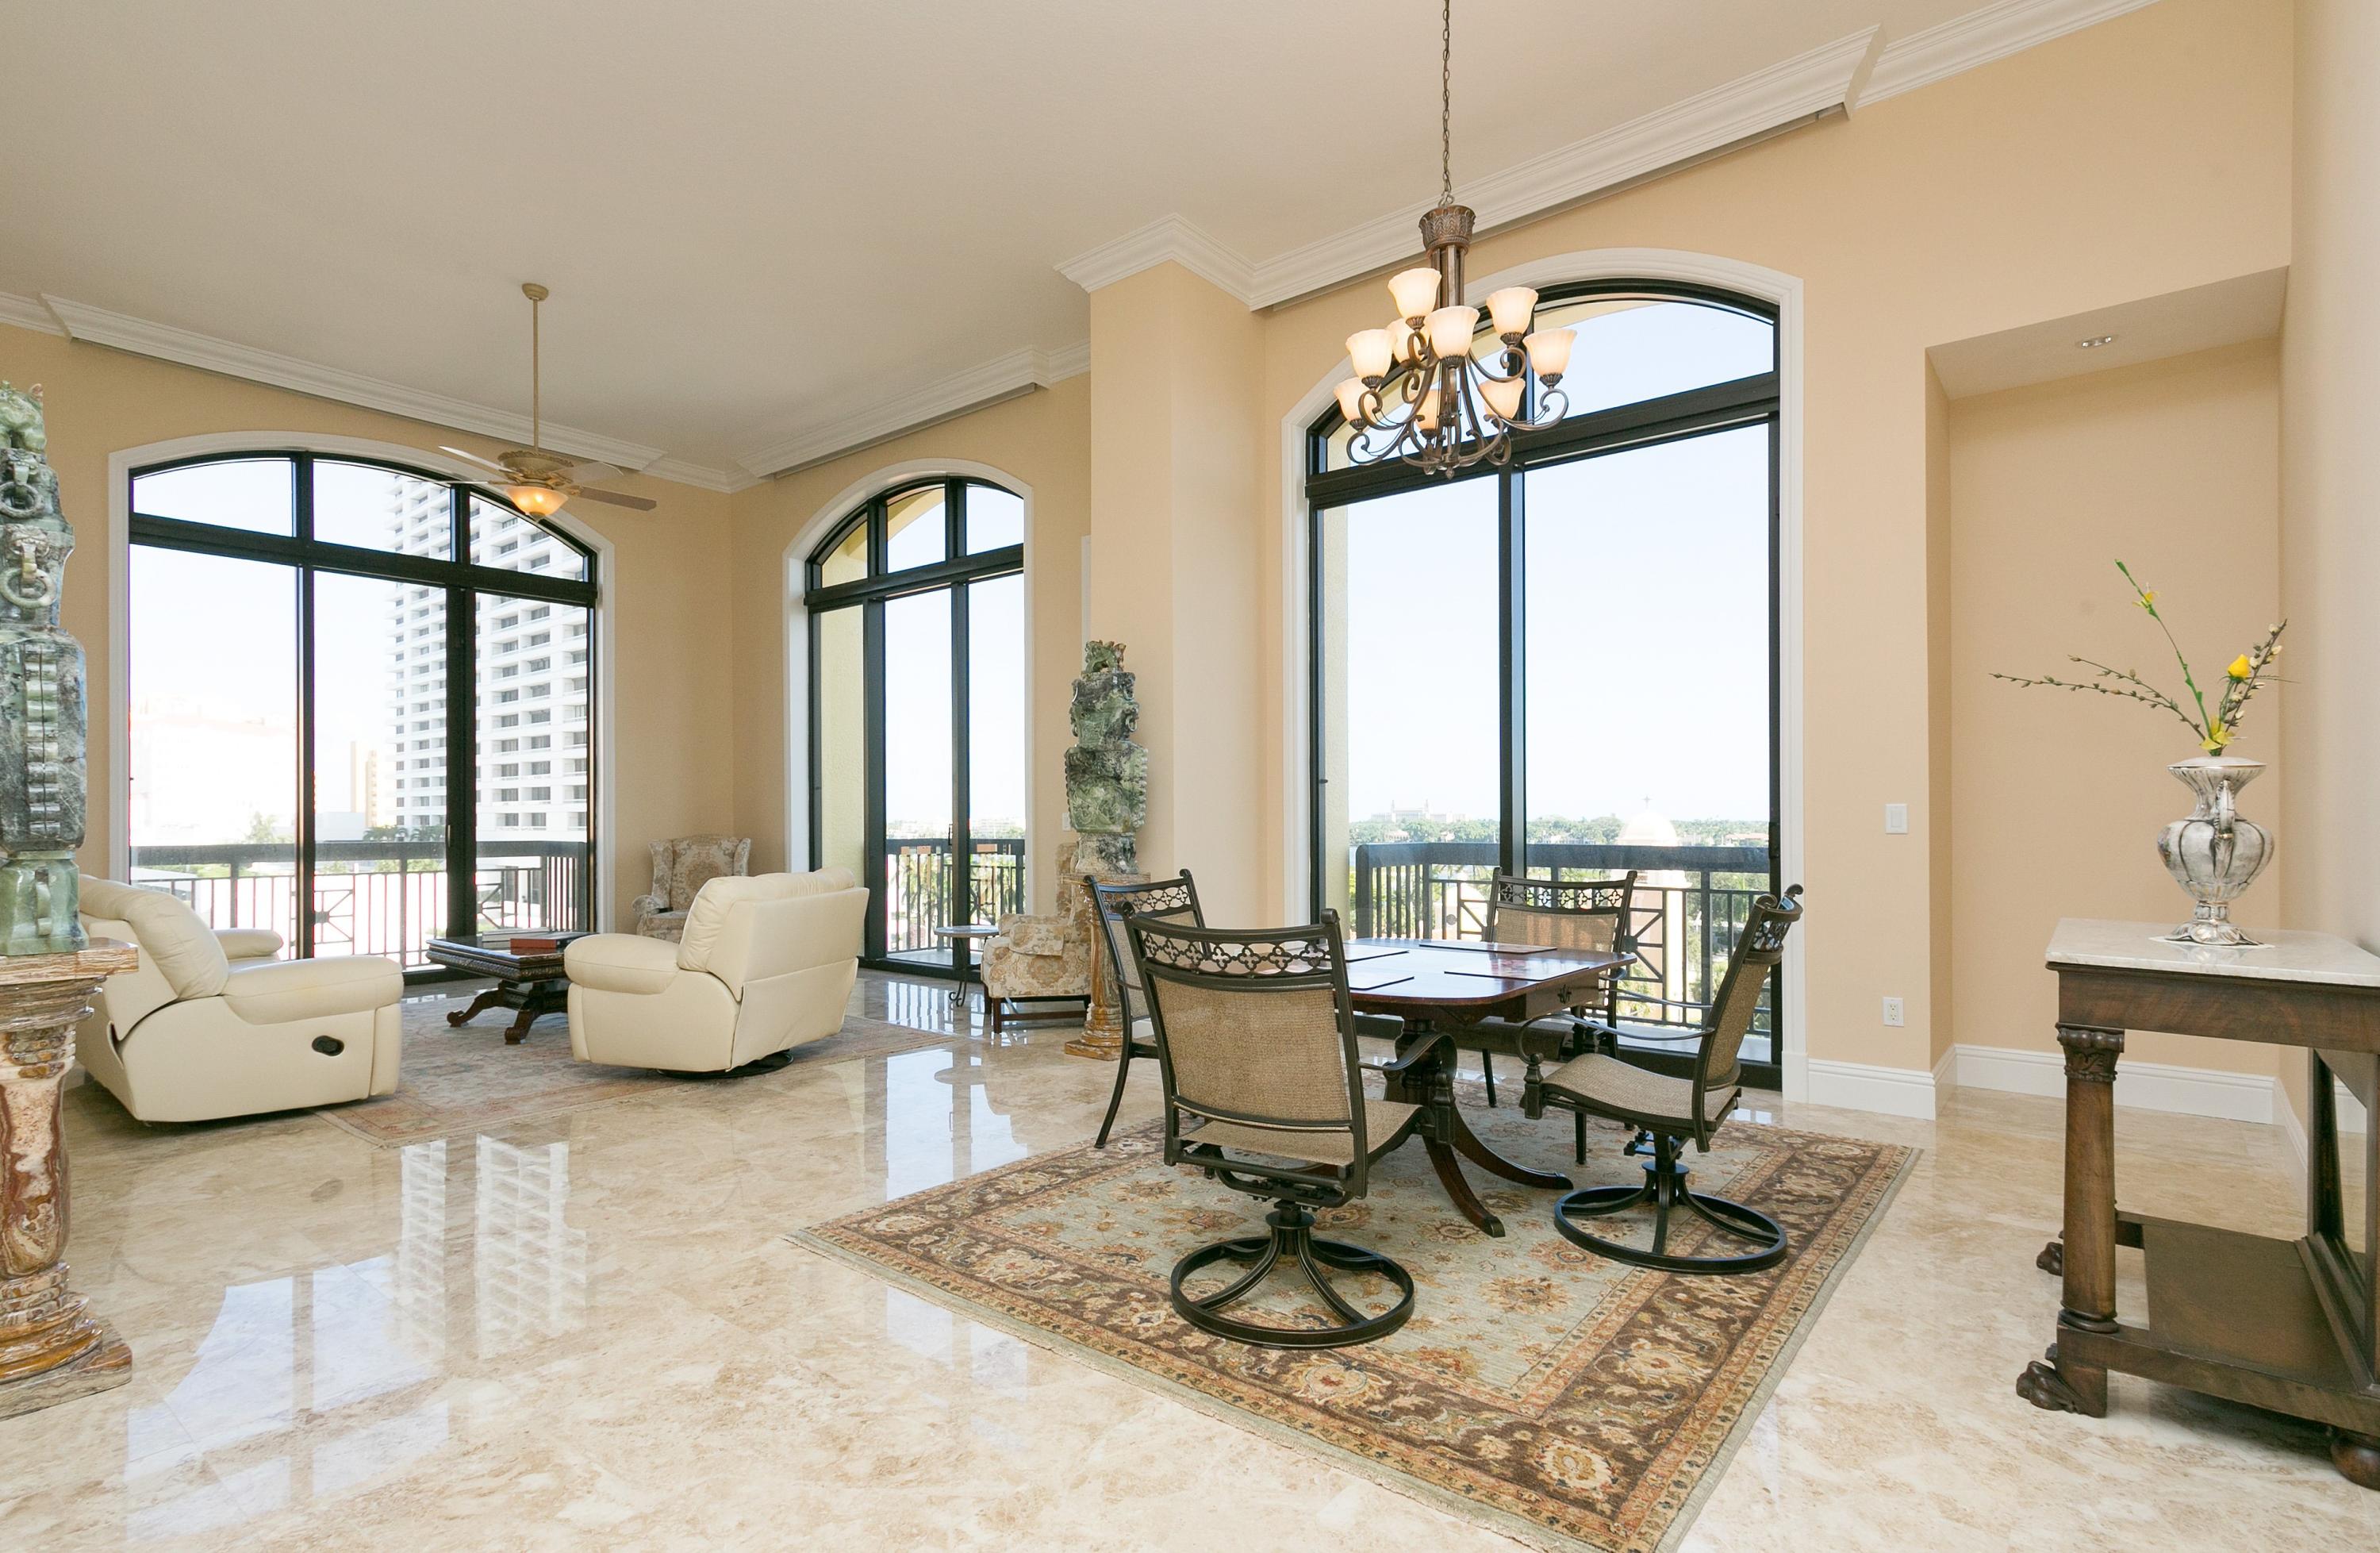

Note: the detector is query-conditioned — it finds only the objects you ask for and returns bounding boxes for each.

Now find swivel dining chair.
[1472,871,1637,1109]
[1522,886,1802,1274]
[1126,911,1439,1347]
[1085,871,1204,1147]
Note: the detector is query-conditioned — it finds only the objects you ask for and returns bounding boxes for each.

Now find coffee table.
[427,932,589,1044]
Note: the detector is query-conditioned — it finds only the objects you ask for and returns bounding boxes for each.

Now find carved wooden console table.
[2020,919,2379,1489]
[0,940,139,1419]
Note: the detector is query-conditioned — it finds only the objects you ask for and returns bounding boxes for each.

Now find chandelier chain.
[1439,0,1453,203]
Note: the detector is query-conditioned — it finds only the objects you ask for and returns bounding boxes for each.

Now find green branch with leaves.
[1992,561,2286,755]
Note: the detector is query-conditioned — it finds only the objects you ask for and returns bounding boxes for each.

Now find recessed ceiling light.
[2077,334,2117,349]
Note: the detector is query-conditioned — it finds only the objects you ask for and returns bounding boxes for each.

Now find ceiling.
[4,2,2124,483]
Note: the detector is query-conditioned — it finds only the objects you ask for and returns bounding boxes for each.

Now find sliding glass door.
[126,452,600,970]
[805,478,1026,977]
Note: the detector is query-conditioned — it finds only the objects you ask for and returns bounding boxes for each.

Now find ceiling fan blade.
[573,486,659,512]
[562,458,626,483]
[439,444,512,474]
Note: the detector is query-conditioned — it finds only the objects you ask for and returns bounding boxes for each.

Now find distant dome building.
[1616,805,1690,1023]
[1618,808,1679,848]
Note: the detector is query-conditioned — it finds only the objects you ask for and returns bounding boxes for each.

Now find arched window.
[804,476,1026,974]
[1307,282,1785,1082]
[125,452,600,966]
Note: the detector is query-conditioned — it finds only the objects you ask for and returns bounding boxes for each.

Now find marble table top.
[2047,917,2380,987]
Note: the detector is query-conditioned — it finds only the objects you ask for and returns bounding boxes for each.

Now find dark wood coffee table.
[427,932,589,1044]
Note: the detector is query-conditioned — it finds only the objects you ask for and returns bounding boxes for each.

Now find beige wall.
[1947,341,2285,1079]
[2278,0,2380,1124]
[1,319,738,934]
[1253,0,2291,1077]
[726,374,1091,913]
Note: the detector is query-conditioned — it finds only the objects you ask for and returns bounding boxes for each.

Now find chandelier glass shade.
[1334,1,1573,477]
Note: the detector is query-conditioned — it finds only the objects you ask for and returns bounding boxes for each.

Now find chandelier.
[1334,0,1573,478]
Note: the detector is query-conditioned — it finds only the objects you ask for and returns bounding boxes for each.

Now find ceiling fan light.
[1389,267,1443,324]
[1485,286,1538,339]
[1346,329,1394,383]
[507,484,567,518]
[1426,305,1480,360]
[1524,327,1575,382]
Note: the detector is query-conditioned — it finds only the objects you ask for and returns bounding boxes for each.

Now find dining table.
[1345,935,1633,1237]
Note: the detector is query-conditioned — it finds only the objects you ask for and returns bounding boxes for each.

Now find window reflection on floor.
[881,1048,1027,1201]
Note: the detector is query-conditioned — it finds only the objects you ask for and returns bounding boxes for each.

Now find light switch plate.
[1882,996,1905,1027]
[1884,803,1909,834]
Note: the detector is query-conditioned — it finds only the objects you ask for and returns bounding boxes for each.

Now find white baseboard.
[2280,1090,2308,1188]
[1944,1043,2276,1124]
[1806,1057,1937,1120]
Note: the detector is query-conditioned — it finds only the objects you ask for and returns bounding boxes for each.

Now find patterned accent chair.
[980,843,1094,1033]
[634,835,752,942]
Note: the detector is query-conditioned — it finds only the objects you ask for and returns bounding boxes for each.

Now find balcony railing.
[128,840,591,970]
[1349,840,1778,1049]
[881,836,1027,960]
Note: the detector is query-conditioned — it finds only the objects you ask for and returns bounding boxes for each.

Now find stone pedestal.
[1063,860,1144,1061]
[0,939,136,1420]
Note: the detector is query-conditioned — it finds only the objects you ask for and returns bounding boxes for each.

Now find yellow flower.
[2227,655,2253,680]
[2202,726,2232,754]
[2134,590,2158,611]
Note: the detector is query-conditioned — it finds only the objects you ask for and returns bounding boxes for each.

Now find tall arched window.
[126,452,599,967]
[804,475,1025,975]
[1308,282,1784,1082]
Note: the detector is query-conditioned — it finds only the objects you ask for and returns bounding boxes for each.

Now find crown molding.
[0,290,66,337]
[1864,0,2163,104]
[1057,216,1259,304]
[639,457,758,494]
[39,292,672,472]
[735,342,1089,479]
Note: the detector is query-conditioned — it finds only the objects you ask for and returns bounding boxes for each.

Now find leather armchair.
[632,834,753,941]
[75,876,405,1123]
[566,868,867,1072]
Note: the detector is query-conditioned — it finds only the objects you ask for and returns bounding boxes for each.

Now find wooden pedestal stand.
[0,940,137,1420]
[1063,865,1142,1062]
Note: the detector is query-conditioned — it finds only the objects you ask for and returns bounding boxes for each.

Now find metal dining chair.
[1522,886,1802,1274]
[1126,909,1441,1347]
[1468,871,1637,1112]
[1084,871,1203,1147]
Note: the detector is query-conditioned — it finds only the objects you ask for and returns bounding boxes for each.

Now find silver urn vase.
[2155,755,2273,946]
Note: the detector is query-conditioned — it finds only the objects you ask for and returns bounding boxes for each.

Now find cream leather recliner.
[75,876,405,1123]
[565,868,867,1072]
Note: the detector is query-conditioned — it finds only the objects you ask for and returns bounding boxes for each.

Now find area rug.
[312,990,966,1148]
[795,1101,1913,1553]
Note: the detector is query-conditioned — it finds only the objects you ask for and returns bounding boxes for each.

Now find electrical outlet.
[1882,996,1905,1027]
[1883,803,1909,834]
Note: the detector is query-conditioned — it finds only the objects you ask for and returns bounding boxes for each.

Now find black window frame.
[126,449,601,974]
[804,475,1025,978]
[1304,280,1786,1084]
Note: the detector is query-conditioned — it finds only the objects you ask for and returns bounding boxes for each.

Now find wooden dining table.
[1346,936,1633,1237]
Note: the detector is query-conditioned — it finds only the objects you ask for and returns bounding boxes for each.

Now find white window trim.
[1277,247,1809,1101]
[105,431,620,932]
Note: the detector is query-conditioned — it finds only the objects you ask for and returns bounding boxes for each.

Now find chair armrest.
[214,927,286,961]
[565,932,682,995]
[221,955,401,1024]
[1577,1018,1703,1044]
[629,893,666,921]
[1364,1025,1450,1078]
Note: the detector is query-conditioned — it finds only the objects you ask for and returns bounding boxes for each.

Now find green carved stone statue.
[0,382,89,954]
[1064,640,1145,875]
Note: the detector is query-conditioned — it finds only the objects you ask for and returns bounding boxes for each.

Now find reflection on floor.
[8,973,2370,1550]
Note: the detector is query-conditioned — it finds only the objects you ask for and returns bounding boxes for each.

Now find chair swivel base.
[1170,1201,1415,1348]
[1552,1132,1787,1274]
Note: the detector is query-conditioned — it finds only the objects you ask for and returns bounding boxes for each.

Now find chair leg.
[1550,1133,1787,1274]
[1170,1200,1415,1349]
[1574,1109,1588,1165]
[1092,1043,1134,1147]
[1480,1051,1495,1106]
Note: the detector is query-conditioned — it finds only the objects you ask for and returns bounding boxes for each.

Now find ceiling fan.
[437,283,657,517]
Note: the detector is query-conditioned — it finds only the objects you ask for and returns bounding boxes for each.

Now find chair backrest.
[1125,912,1372,1191]
[1088,871,1203,1027]
[1484,872,1636,956]
[677,868,866,994]
[654,834,753,913]
[1688,886,1803,1134]
[78,875,231,1034]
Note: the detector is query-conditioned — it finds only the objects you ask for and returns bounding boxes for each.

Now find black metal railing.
[127,840,592,970]
[1349,840,1777,1044]
[881,836,1028,958]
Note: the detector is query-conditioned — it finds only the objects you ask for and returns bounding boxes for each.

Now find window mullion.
[1499,465,1525,880]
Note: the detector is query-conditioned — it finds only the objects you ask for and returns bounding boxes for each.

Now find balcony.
[879,836,1028,967]
[128,840,592,970]
[1349,840,1778,1059]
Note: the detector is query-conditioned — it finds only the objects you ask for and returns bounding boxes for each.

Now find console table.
[2019,918,2380,1489]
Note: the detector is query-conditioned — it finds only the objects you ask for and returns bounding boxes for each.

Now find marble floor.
[6,974,2373,1551]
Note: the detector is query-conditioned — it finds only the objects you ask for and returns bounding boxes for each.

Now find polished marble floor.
[7,974,2373,1551]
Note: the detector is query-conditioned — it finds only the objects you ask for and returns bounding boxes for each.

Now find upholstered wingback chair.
[566,868,868,1072]
[979,841,1093,1032]
[634,834,752,941]
[75,875,405,1123]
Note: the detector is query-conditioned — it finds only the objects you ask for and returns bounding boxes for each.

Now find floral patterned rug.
[795,1098,1913,1553]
